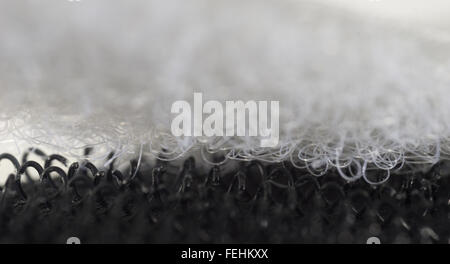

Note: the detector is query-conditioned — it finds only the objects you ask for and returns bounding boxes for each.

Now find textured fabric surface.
[0,150,448,243]
[0,0,449,179]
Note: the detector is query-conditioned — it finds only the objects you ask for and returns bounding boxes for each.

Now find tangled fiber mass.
[0,0,450,182]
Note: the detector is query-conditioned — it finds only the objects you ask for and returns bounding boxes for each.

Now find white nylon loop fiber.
[0,0,449,183]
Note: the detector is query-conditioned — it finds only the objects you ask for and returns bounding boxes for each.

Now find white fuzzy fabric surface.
[0,0,449,181]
